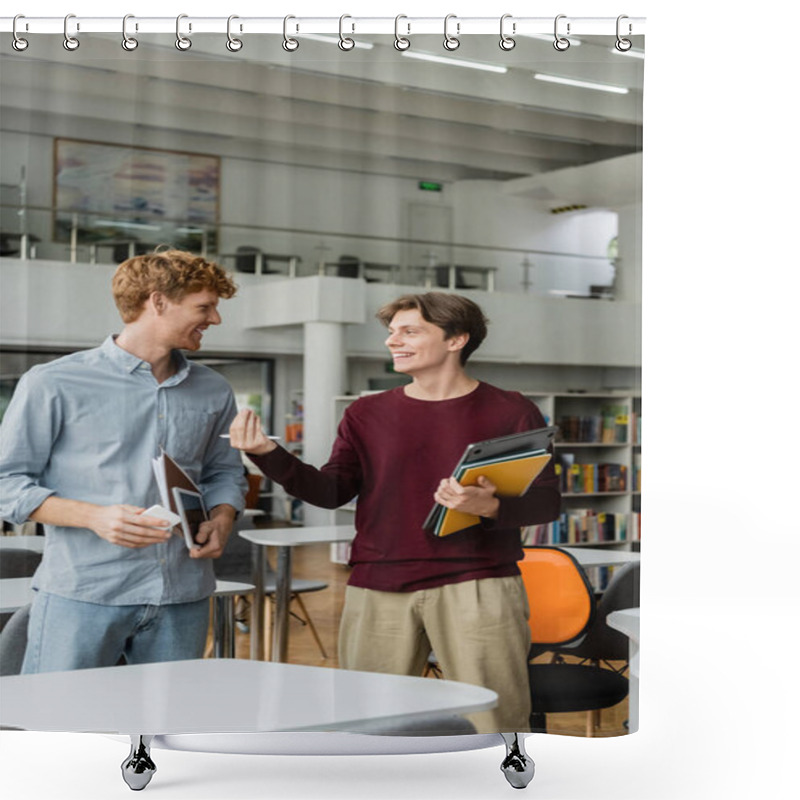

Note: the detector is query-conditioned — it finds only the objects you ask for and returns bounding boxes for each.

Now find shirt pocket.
[168,409,217,468]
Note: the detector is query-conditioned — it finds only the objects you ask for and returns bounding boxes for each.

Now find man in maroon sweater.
[229,292,560,733]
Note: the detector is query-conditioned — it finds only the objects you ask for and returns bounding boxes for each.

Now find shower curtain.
[0,10,643,798]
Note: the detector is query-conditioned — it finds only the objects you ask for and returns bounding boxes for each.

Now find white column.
[613,204,643,304]
[302,321,347,527]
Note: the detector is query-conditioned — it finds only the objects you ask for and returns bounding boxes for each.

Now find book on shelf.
[522,509,633,546]
[556,405,629,445]
[555,456,628,494]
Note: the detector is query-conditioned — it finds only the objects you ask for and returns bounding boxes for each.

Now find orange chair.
[520,547,629,735]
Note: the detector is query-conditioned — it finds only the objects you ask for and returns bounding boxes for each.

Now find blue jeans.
[21,591,209,674]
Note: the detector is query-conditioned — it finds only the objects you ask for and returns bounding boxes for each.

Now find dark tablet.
[422,426,558,532]
[172,487,209,550]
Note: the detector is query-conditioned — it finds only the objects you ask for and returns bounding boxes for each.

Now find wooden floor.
[207,538,629,738]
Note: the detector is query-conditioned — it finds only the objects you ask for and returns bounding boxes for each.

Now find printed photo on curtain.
[0,13,643,793]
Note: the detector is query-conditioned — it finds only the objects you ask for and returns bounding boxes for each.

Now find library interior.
[0,24,642,785]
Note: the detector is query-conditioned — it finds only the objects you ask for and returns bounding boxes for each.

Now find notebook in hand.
[152,448,204,549]
[424,426,557,538]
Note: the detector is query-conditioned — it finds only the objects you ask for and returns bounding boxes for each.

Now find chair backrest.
[0,548,42,579]
[0,603,31,675]
[518,547,595,647]
[564,561,640,661]
[336,255,361,279]
[235,245,262,273]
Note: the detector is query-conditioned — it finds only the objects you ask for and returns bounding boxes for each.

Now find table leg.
[121,734,156,790]
[212,596,235,658]
[250,544,266,661]
[271,545,293,663]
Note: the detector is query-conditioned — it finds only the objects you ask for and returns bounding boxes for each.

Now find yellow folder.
[435,452,552,537]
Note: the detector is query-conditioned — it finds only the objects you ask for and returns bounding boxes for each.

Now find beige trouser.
[338,576,531,733]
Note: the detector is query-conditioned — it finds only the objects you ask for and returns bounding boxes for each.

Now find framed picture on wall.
[52,138,220,253]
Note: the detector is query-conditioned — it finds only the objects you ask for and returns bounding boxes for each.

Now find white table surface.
[0,536,45,553]
[0,658,497,735]
[0,578,253,614]
[0,577,34,614]
[562,547,640,569]
[238,525,356,548]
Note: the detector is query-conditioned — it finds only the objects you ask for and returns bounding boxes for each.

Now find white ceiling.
[0,31,643,189]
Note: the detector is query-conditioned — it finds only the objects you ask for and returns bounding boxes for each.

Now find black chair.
[434,266,478,290]
[233,245,264,273]
[0,604,31,676]
[0,548,42,632]
[112,242,152,263]
[520,547,633,736]
[336,255,379,282]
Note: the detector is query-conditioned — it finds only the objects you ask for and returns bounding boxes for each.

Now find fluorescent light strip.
[534,73,629,94]
[401,51,508,74]
[521,34,582,46]
[302,33,374,50]
[611,47,645,59]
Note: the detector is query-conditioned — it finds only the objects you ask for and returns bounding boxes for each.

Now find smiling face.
[158,288,222,351]
[385,308,467,377]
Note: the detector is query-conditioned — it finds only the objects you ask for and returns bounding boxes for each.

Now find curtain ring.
[338,14,355,51]
[443,14,460,51]
[121,14,138,51]
[226,15,243,52]
[553,14,570,51]
[12,14,29,52]
[282,15,299,51]
[499,14,516,51]
[175,14,192,51]
[63,13,80,51]
[615,15,633,52]
[394,14,410,51]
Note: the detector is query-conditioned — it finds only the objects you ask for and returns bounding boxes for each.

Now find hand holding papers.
[151,449,208,550]
[424,427,557,538]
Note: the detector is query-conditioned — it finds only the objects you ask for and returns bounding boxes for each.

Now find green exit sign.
[418,181,443,192]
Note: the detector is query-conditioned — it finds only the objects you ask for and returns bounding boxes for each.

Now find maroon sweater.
[250,382,560,592]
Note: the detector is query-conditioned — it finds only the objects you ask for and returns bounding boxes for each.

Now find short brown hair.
[112,249,237,323]
[376,292,489,364]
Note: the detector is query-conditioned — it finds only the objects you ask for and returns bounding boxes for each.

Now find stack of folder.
[424,426,557,538]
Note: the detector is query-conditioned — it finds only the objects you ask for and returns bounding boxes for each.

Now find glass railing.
[1,203,617,297]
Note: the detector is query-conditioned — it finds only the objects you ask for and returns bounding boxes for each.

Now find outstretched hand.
[228,409,276,456]
[434,475,500,519]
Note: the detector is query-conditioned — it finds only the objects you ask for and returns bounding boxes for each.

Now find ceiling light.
[302,33,374,50]
[521,34,582,46]
[611,47,645,59]
[401,51,508,74]
[533,73,629,94]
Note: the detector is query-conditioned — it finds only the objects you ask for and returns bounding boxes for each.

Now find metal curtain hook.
[553,14,570,51]
[282,15,299,51]
[12,14,29,51]
[394,14,410,51]
[339,14,355,51]
[122,14,138,51]
[615,15,633,51]
[226,15,243,52]
[63,13,80,51]
[499,14,516,51]
[175,14,192,51]
[443,14,460,51]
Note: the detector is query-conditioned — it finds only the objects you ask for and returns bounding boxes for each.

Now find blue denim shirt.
[0,336,247,605]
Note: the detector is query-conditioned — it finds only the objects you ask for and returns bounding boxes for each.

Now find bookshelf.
[521,391,641,550]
